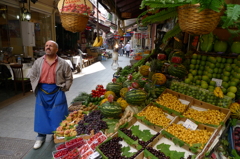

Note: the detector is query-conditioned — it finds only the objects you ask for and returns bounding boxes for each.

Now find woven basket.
[178,4,223,35]
[60,12,89,33]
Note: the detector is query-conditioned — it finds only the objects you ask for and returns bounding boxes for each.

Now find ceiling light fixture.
[20,0,31,21]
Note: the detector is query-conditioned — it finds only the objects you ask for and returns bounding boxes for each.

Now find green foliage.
[71,92,90,103]
[130,125,154,142]
[197,0,224,12]
[121,146,136,157]
[221,4,240,29]
[142,8,178,26]
[162,23,182,43]
[157,143,185,159]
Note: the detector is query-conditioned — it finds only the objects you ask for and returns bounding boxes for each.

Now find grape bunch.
[76,110,107,135]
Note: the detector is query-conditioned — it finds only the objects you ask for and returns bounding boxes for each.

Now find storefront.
[0,0,55,59]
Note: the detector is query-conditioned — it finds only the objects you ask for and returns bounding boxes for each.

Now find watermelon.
[155,86,166,97]
[156,60,165,72]
[168,64,187,79]
[168,51,185,63]
[125,89,147,105]
[106,82,122,96]
[123,80,132,88]
[99,101,122,118]
[144,82,154,92]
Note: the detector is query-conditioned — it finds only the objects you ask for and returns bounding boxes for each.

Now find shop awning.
[88,20,111,33]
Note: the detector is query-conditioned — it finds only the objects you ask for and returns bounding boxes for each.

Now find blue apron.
[34,83,68,134]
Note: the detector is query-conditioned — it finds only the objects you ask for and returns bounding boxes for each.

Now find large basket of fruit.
[58,0,92,33]
[178,4,224,35]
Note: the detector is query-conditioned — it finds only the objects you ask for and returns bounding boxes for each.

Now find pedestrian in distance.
[118,42,124,56]
[124,42,131,57]
[30,40,73,149]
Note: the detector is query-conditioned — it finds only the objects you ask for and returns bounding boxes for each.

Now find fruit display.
[167,64,187,79]
[170,80,232,108]
[68,103,98,112]
[99,95,123,118]
[91,84,106,98]
[117,97,129,110]
[213,87,224,98]
[151,73,167,85]
[125,89,147,106]
[232,126,240,154]
[165,123,212,150]
[139,65,150,76]
[186,54,240,100]
[76,110,108,135]
[144,144,193,159]
[60,3,92,15]
[156,92,188,113]
[106,78,123,96]
[229,102,240,119]
[137,104,172,128]
[183,108,226,126]
[54,110,84,137]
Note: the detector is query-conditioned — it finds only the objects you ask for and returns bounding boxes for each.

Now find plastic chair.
[10,64,31,95]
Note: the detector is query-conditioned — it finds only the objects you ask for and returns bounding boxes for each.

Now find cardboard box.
[156,89,193,115]
[184,99,231,130]
[162,116,218,157]
[147,134,194,158]
[136,103,176,132]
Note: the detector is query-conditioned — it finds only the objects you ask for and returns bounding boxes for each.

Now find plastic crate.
[52,148,69,159]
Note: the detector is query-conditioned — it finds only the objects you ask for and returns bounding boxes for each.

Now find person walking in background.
[124,42,131,57]
[30,40,73,150]
[118,42,124,56]
[75,40,82,74]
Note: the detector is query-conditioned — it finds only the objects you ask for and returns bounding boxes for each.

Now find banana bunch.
[230,102,240,119]
[213,87,224,98]
[92,36,103,47]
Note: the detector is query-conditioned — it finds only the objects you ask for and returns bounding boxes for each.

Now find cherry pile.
[146,147,170,159]
[53,148,69,158]
[76,110,107,135]
[120,128,160,148]
[61,148,79,159]
[56,143,66,150]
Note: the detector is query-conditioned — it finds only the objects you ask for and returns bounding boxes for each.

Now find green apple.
[198,70,203,75]
[209,80,216,86]
[191,59,197,64]
[229,81,237,86]
[215,63,221,68]
[221,58,226,63]
[223,71,231,76]
[190,64,195,69]
[214,68,219,73]
[209,63,215,69]
[225,65,232,72]
[222,87,227,94]
[220,63,225,69]
[216,57,222,63]
[222,76,229,82]
[200,61,206,65]
[201,83,208,89]
[227,92,235,99]
[192,70,197,76]
[216,74,221,79]
[185,78,191,84]
[201,55,207,61]
[196,80,201,85]
[226,58,233,64]
[202,75,210,82]
[228,86,237,93]
[222,82,229,88]
[192,54,198,59]
[234,73,240,79]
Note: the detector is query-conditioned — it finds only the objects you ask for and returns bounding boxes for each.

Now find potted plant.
[138,0,240,43]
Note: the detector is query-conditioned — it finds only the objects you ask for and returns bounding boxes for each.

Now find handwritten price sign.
[183,119,198,130]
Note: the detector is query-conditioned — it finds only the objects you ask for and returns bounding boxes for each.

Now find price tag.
[183,119,198,130]
[212,78,223,87]
[89,151,101,159]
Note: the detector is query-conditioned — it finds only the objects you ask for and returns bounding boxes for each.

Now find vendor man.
[30,40,73,149]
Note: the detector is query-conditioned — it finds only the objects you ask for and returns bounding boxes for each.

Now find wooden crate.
[185,99,231,130]
[162,116,218,156]
[156,89,193,115]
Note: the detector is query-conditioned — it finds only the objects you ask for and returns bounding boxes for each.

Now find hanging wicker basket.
[178,4,224,35]
[60,12,89,33]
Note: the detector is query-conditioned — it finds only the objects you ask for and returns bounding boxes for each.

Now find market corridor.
[0,53,131,159]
